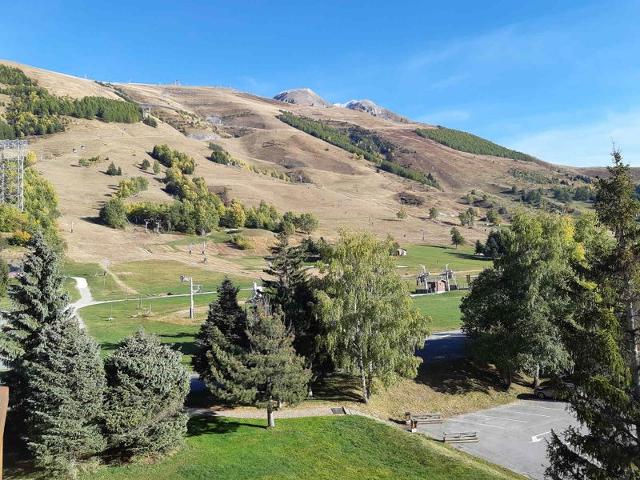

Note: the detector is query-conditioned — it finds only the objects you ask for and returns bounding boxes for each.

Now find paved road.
[417,330,468,362]
[420,399,577,480]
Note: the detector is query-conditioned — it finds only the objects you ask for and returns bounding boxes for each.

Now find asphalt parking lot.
[419,399,578,480]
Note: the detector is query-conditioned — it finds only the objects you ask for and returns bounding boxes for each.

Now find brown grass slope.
[1,61,593,265]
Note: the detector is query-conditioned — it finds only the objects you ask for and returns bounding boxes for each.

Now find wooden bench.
[443,431,479,443]
[404,412,444,432]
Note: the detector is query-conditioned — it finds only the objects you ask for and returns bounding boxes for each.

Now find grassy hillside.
[416,126,537,162]
[80,415,523,480]
[277,111,440,187]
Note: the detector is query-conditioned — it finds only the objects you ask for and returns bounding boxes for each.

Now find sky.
[1,0,639,166]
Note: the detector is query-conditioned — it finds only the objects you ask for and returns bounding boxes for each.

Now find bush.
[100,198,128,228]
[106,162,122,176]
[140,159,151,171]
[142,116,158,127]
[79,155,102,167]
[115,177,148,198]
[150,144,195,174]
[208,143,242,166]
[221,200,246,228]
[245,201,283,231]
[230,234,253,250]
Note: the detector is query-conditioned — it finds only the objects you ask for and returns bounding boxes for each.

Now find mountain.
[0,60,604,266]
[273,88,331,108]
[341,99,408,123]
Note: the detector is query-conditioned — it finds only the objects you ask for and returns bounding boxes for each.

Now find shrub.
[106,162,122,176]
[150,144,196,174]
[115,177,148,198]
[140,159,151,171]
[230,234,253,250]
[79,155,101,167]
[100,198,128,229]
[142,116,158,127]
[208,143,241,166]
[221,200,246,228]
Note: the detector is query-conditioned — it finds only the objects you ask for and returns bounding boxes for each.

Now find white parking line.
[503,409,551,418]
[531,431,552,443]
[473,413,527,423]
[517,402,567,412]
[447,419,505,429]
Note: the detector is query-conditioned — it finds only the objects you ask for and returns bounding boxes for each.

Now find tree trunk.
[533,364,540,389]
[502,366,512,389]
[267,401,275,428]
[627,296,640,442]
[358,350,368,403]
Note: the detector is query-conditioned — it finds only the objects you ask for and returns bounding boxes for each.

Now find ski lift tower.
[0,140,27,211]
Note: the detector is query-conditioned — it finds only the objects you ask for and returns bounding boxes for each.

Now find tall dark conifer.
[0,231,70,435]
[243,307,311,427]
[547,150,640,479]
[0,231,68,362]
[23,313,106,478]
[263,234,325,378]
[192,278,251,402]
[104,330,189,459]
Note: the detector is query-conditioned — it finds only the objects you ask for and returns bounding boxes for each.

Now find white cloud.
[505,111,640,167]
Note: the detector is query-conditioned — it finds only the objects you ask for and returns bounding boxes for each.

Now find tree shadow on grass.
[415,359,508,395]
[187,414,266,436]
[310,372,364,402]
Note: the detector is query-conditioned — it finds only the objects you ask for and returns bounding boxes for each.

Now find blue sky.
[2,0,639,166]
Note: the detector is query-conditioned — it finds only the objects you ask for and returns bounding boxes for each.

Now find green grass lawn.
[63,261,128,301]
[64,260,255,301]
[412,291,466,332]
[110,260,253,297]
[81,415,522,480]
[397,244,490,274]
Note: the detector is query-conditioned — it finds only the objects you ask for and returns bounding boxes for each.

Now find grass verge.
[80,415,523,480]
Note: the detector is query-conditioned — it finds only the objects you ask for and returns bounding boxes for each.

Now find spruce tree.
[0,231,70,434]
[244,307,311,427]
[263,234,324,379]
[104,330,189,460]
[192,278,252,402]
[547,150,640,479]
[0,231,68,362]
[22,313,106,479]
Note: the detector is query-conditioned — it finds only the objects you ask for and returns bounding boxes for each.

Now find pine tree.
[22,313,106,478]
[547,150,640,479]
[263,234,324,380]
[104,330,189,460]
[192,278,252,402]
[244,307,311,427]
